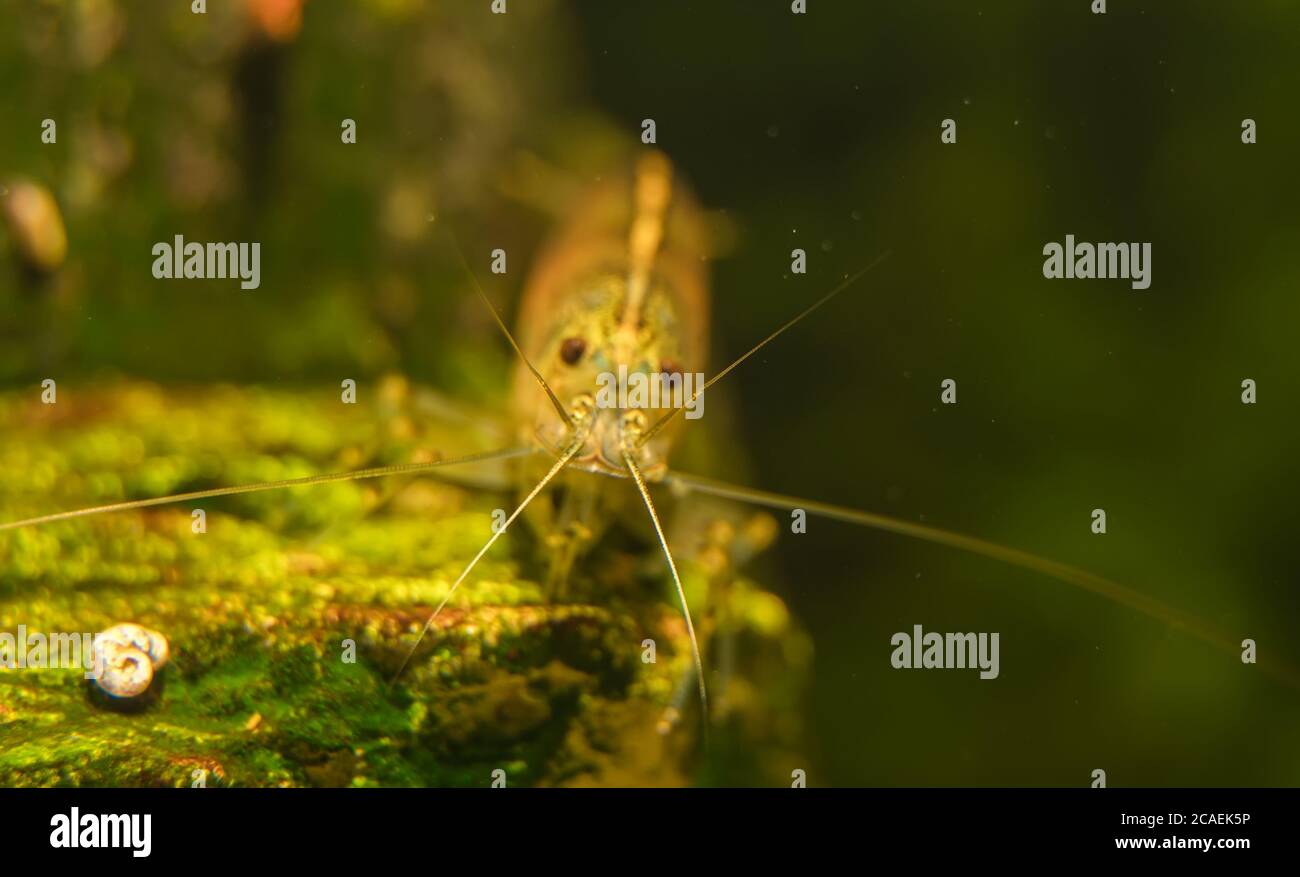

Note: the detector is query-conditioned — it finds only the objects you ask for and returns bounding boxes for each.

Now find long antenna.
[0,446,535,533]
[389,430,589,686]
[446,231,573,430]
[663,469,1300,692]
[624,449,709,736]
[638,251,891,447]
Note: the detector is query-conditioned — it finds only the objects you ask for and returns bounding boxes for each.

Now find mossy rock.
[0,381,809,786]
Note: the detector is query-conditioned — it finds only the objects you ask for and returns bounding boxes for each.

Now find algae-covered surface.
[0,381,808,787]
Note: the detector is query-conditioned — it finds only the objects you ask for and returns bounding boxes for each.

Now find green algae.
[0,381,808,787]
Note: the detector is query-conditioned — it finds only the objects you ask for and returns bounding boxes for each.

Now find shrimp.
[3,149,1295,761]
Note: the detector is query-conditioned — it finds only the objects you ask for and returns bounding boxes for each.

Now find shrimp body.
[506,153,714,587]
[509,152,710,481]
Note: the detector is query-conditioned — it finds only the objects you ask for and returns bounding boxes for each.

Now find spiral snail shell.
[90,623,170,705]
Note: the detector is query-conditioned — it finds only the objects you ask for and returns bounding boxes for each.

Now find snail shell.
[92,638,154,699]
[91,623,170,700]
[103,622,170,670]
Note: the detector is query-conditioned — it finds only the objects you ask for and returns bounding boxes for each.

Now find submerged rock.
[0,382,809,786]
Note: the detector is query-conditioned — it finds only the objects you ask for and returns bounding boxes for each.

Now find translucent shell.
[91,623,170,700]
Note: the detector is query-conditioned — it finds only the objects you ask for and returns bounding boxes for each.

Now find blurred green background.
[2,0,1298,785]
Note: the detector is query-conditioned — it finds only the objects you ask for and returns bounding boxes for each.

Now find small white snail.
[90,623,170,702]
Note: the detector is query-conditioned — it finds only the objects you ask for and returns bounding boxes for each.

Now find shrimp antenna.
[638,250,891,448]
[0,446,536,533]
[664,470,1300,693]
[389,427,590,686]
[624,448,709,737]
[446,231,574,430]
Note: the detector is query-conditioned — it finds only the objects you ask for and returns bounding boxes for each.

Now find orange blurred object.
[246,0,305,42]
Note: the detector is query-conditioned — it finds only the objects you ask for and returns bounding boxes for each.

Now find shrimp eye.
[560,337,586,365]
[659,358,682,377]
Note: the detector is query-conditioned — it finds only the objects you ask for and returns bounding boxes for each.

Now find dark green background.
[2,0,1297,785]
